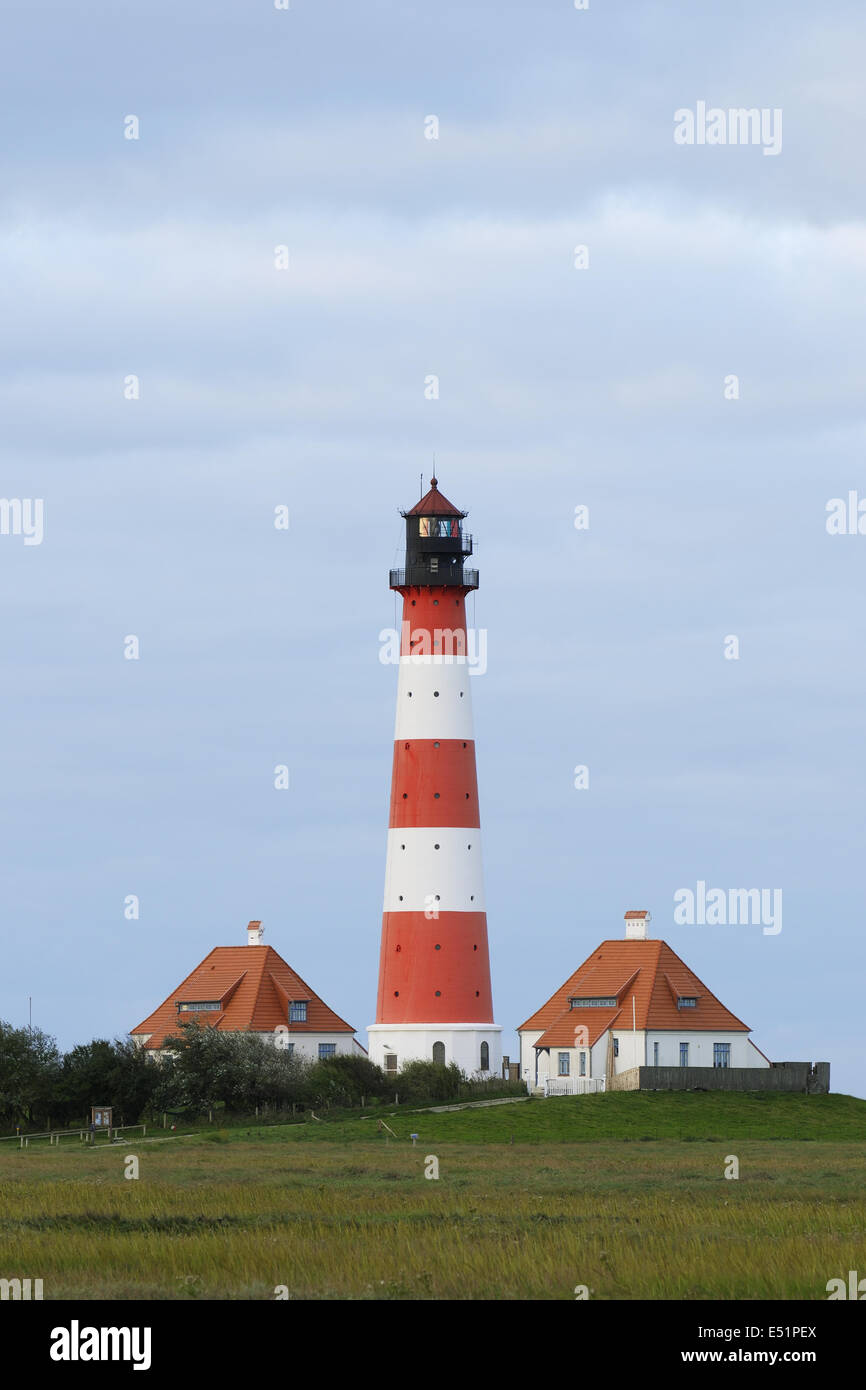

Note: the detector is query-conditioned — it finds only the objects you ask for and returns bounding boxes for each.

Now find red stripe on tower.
[367,479,502,1078]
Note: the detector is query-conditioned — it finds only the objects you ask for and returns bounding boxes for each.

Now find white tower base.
[367,1023,503,1079]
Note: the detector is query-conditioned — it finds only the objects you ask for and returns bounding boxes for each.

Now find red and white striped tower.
[367,479,501,1077]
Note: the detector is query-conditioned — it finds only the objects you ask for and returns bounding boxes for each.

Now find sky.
[2,0,865,1095]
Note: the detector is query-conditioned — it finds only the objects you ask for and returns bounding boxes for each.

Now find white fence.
[542,1077,606,1097]
[2,1125,147,1148]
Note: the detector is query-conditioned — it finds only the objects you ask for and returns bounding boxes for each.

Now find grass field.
[2,1094,864,1300]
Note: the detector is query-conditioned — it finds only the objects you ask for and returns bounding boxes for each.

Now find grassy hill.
[198,1089,866,1145]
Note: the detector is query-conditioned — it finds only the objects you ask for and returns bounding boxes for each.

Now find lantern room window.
[418,517,461,538]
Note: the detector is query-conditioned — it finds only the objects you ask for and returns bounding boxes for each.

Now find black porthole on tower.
[475,991,480,998]
[405,742,410,749]
[398,895,403,901]
[470,895,474,901]
[435,991,441,997]
[433,599,439,606]
[402,793,408,799]
[473,944,477,951]
[434,843,440,850]
[394,991,399,997]
[433,691,440,698]
[434,944,441,951]
[434,792,440,799]
[434,741,440,748]
[411,600,416,606]
[459,692,464,698]
[435,894,440,901]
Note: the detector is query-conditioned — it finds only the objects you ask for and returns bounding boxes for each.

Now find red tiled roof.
[130,945,355,1050]
[405,478,467,517]
[535,1007,622,1049]
[518,939,750,1037]
[624,910,650,919]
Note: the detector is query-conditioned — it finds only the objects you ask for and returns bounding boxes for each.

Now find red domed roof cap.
[404,476,467,518]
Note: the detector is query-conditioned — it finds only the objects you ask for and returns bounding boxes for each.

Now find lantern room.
[390,477,478,590]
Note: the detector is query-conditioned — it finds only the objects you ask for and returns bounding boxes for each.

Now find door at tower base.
[366,1023,503,1078]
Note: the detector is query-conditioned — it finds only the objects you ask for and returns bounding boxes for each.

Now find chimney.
[247,920,264,946]
[624,909,650,940]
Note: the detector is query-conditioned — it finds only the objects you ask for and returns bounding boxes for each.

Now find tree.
[151,1024,310,1116]
[104,1039,159,1123]
[58,1040,118,1121]
[156,1024,227,1114]
[0,1020,62,1128]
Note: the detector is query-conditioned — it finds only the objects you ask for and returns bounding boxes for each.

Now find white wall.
[519,1030,543,1088]
[528,1040,598,1088]
[641,1031,769,1069]
[519,1028,769,1088]
[368,1023,502,1077]
[612,1028,646,1074]
[133,1030,361,1061]
[268,1031,358,1061]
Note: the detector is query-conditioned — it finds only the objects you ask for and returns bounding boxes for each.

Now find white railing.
[542,1077,606,1097]
[2,1125,147,1148]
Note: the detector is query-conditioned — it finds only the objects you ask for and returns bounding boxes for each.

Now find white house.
[130,921,367,1061]
[518,910,770,1093]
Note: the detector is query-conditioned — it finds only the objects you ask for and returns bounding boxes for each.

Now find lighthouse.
[367,479,502,1078]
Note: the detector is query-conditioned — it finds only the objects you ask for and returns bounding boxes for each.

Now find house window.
[286,1043,295,1057]
[177,1001,221,1012]
[432,1041,445,1064]
[318,1043,336,1060]
[569,997,617,1008]
[558,1053,570,1076]
[480,1042,489,1071]
[680,1042,689,1067]
[653,1042,659,1066]
[289,1001,307,1023]
[613,1038,619,1058]
[677,997,697,1009]
[430,557,439,573]
[579,1052,586,1077]
[419,518,431,537]
[384,1053,398,1075]
[714,1043,731,1069]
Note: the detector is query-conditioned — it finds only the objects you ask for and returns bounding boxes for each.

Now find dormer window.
[677,997,697,1009]
[569,996,617,1008]
[289,1001,308,1023]
[177,1001,221,1012]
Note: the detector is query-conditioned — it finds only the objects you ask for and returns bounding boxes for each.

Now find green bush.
[305,1054,390,1108]
[396,1060,463,1104]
